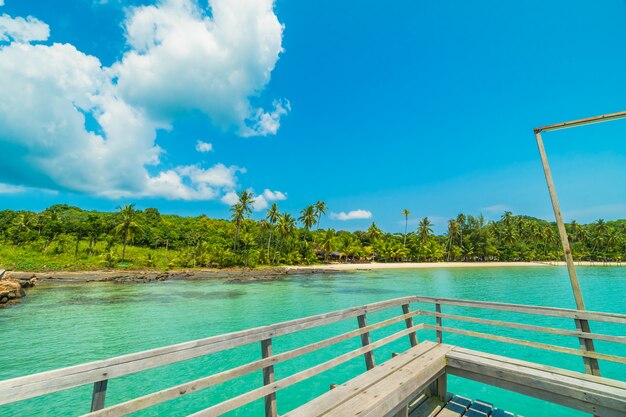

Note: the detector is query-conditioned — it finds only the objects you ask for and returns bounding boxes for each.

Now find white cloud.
[0,14,49,43]
[0,1,5,7]
[481,204,512,214]
[263,189,287,201]
[330,210,373,221]
[0,0,288,201]
[114,0,288,134]
[195,140,213,153]
[221,191,239,206]
[0,183,26,194]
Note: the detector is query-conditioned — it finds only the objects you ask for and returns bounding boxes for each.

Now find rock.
[0,297,7,303]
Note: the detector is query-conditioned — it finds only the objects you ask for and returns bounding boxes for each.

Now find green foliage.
[0,204,624,271]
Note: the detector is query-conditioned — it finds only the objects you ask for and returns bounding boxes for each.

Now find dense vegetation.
[0,197,624,271]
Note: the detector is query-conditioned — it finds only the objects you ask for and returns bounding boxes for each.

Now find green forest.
[1,193,625,271]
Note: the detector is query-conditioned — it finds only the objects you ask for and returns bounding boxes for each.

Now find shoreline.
[3,261,623,284]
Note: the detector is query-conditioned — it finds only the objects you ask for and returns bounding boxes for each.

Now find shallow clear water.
[0,266,624,417]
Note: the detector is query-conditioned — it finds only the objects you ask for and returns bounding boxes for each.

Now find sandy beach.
[286,261,549,271]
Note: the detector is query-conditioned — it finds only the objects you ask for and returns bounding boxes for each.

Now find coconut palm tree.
[314,201,328,231]
[114,203,143,262]
[319,229,337,261]
[401,209,411,247]
[418,217,433,244]
[299,205,317,231]
[265,203,280,262]
[230,190,255,251]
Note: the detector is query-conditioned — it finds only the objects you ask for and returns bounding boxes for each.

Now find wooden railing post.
[261,338,278,417]
[574,319,601,376]
[401,304,418,347]
[90,379,108,412]
[435,304,442,343]
[357,314,376,370]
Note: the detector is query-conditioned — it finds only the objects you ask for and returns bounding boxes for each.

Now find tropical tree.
[314,201,328,230]
[418,217,433,244]
[401,209,411,248]
[299,205,317,231]
[114,203,143,262]
[230,191,255,251]
[265,203,280,262]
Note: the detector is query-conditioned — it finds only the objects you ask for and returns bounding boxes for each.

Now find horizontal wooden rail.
[417,310,626,345]
[413,296,626,324]
[422,324,626,365]
[186,323,426,417]
[82,311,423,417]
[0,296,417,406]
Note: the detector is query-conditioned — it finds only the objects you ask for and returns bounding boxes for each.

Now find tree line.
[0,195,624,270]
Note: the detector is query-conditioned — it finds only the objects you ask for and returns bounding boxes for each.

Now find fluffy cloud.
[221,188,287,211]
[0,13,49,43]
[115,0,288,134]
[0,0,288,201]
[195,140,213,153]
[0,183,26,194]
[330,210,373,221]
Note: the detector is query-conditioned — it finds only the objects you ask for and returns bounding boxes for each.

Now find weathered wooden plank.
[446,348,626,416]
[323,344,453,417]
[424,324,626,365]
[0,296,417,406]
[412,296,626,324]
[82,316,425,417]
[90,380,108,412]
[261,339,277,417]
[409,396,444,417]
[187,324,427,417]
[358,314,376,370]
[435,304,442,343]
[417,310,626,345]
[402,304,419,347]
[574,318,601,376]
[285,342,439,417]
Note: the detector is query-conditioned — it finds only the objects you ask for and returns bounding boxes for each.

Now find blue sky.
[0,0,625,233]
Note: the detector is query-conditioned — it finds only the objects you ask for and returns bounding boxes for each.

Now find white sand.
[286,261,623,271]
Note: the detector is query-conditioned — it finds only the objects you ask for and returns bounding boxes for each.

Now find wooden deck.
[0,296,625,416]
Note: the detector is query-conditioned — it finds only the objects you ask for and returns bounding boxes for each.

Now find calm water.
[0,267,624,417]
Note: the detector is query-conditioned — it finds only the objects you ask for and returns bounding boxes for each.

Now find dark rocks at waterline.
[0,276,36,308]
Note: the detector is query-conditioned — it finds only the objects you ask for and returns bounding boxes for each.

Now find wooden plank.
[82,318,425,417]
[409,396,444,417]
[435,304,442,343]
[285,341,439,417]
[446,348,626,416]
[358,314,376,370]
[412,296,626,324]
[261,339,277,417]
[450,347,626,391]
[90,380,108,412]
[417,310,626,345]
[187,324,428,417]
[323,344,453,417]
[402,304,419,347]
[0,296,418,406]
[424,324,626,365]
[574,318,601,376]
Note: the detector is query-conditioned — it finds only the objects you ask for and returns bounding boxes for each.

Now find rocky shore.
[0,270,37,308]
[2,266,342,285]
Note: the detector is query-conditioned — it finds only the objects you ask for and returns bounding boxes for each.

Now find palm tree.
[446,219,459,261]
[319,229,337,261]
[114,203,143,262]
[230,190,255,251]
[314,201,328,230]
[299,205,317,231]
[456,213,466,247]
[265,203,280,262]
[418,217,433,244]
[276,213,296,262]
[401,209,411,247]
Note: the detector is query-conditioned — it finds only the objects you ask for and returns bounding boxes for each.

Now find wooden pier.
[0,296,625,416]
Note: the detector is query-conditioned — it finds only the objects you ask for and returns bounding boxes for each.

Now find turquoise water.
[0,267,624,417]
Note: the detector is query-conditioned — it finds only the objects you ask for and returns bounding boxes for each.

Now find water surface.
[0,266,624,416]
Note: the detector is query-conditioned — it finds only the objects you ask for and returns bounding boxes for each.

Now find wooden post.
[535,130,601,377]
[261,338,278,417]
[402,304,418,347]
[90,380,108,412]
[357,314,376,370]
[435,304,442,343]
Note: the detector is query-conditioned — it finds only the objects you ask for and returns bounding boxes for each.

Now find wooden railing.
[0,296,624,417]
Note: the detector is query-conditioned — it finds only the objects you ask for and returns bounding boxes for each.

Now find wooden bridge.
[1,296,625,416]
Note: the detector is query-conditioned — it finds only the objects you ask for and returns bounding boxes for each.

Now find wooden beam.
[535,130,601,376]
[435,304,442,344]
[261,339,277,417]
[401,304,418,347]
[90,380,108,412]
[358,314,376,370]
[534,110,626,133]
